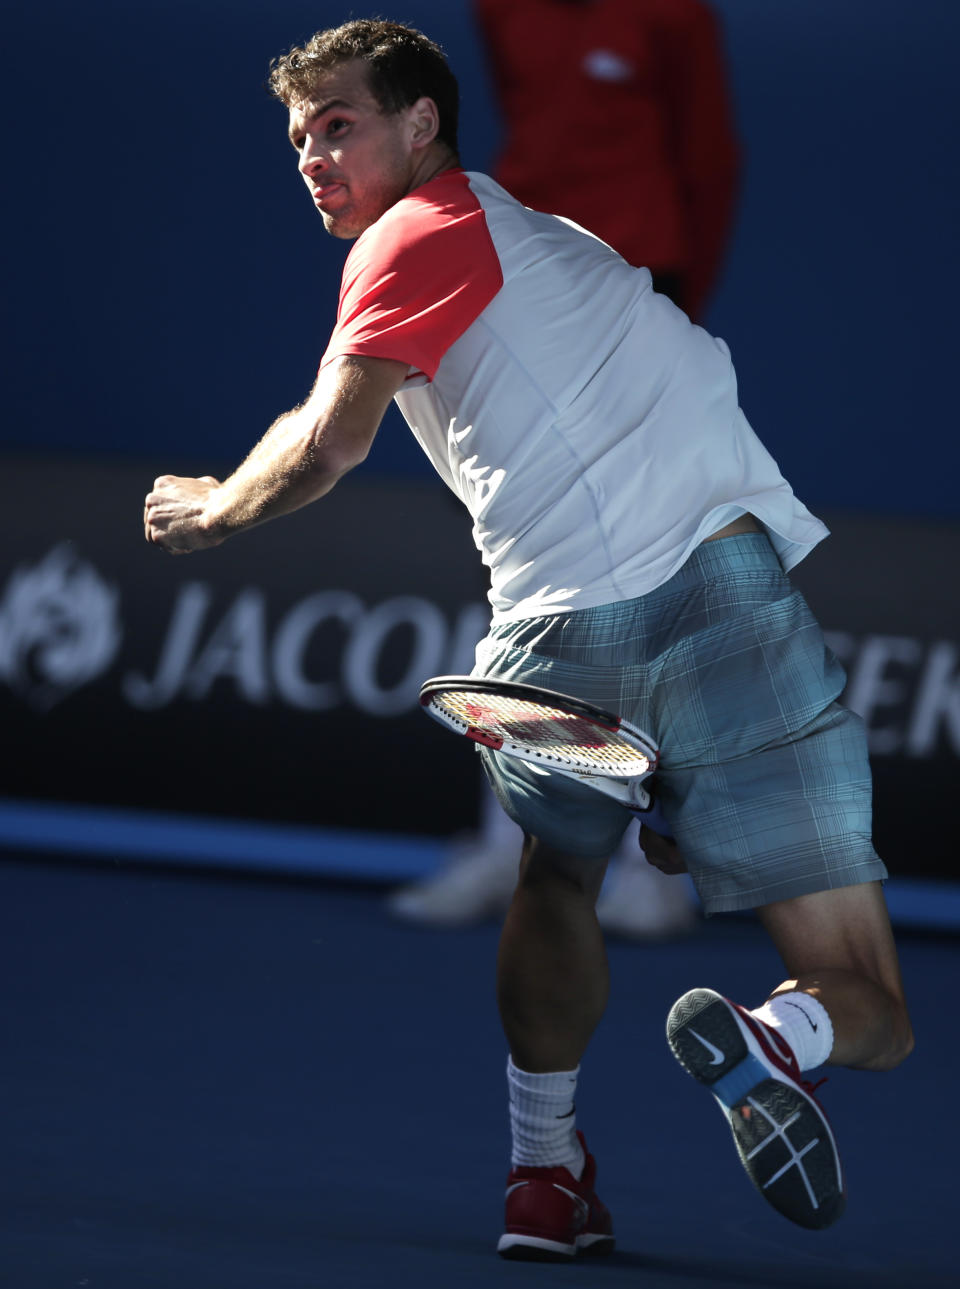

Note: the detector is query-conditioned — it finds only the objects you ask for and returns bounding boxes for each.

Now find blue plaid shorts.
[474,533,887,913]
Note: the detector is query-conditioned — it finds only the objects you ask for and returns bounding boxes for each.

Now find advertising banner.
[0,456,488,839]
[1,455,956,882]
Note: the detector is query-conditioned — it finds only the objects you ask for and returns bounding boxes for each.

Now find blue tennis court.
[1,851,953,1288]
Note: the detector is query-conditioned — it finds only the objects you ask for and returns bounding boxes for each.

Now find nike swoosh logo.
[688,1027,726,1065]
[505,1180,588,1219]
[554,1185,589,1219]
[782,1000,818,1032]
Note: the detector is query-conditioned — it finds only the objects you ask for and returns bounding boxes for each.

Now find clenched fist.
[144,474,224,555]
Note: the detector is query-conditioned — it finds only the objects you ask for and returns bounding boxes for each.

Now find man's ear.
[407,95,440,149]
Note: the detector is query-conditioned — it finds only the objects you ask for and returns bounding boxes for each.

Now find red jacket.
[474,0,740,318]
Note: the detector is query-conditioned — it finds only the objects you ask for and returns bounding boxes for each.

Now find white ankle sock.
[507,1056,585,1178]
[751,992,834,1072]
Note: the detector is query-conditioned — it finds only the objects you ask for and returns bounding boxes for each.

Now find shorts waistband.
[672,531,782,586]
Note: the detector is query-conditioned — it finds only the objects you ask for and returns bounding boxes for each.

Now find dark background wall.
[4,0,958,512]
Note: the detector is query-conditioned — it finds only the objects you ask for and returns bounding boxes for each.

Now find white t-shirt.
[321,169,828,622]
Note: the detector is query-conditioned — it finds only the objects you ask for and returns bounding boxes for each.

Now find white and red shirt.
[321,169,827,622]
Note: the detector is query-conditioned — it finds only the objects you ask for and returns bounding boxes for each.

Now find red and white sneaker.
[497,1131,615,1260]
[666,988,846,1230]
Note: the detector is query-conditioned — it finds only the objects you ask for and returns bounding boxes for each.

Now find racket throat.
[466,725,504,750]
[589,775,653,813]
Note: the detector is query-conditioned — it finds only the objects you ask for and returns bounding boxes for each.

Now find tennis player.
[144,19,913,1256]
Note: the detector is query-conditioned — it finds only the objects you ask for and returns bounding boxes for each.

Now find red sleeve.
[320,170,504,381]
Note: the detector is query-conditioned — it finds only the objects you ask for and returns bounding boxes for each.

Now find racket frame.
[418,675,658,812]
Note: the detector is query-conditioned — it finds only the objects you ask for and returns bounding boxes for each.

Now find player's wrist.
[197,487,234,545]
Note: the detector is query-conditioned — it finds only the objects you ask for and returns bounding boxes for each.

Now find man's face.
[288,60,422,239]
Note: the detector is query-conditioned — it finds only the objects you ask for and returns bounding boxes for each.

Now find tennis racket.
[419,675,658,812]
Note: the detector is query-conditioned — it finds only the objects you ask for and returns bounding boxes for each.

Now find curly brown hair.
[268,19,459,155]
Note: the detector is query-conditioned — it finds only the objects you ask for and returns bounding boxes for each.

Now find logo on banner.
[0,543,487,717]
[0,544,123,709]
[122,585,487,715]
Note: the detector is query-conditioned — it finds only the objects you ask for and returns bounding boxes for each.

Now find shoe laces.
[802,1075,828,1096]
[773,1039,829,1099]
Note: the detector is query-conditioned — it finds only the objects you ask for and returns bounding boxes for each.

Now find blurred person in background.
[389,0,740,933]
[477,0,740,322]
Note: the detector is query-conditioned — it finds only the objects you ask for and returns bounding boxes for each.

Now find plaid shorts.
[474,533,887,914]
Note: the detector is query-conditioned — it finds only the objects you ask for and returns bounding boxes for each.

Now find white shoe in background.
[595,843,698,940]
[386,832,520,926]
[388,790,523,926]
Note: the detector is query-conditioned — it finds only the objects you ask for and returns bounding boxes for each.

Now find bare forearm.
[204,402,348,539]
[144,355,408,556]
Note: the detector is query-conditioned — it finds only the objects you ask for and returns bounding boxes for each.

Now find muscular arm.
[144,354,409,554]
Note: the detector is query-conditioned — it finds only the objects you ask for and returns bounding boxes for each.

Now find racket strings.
[432,691,651,775]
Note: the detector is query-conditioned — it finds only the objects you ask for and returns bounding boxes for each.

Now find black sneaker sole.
[666,988,846,1231]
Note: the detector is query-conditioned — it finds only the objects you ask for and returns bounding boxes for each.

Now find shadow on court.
[0,854,954,1289]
